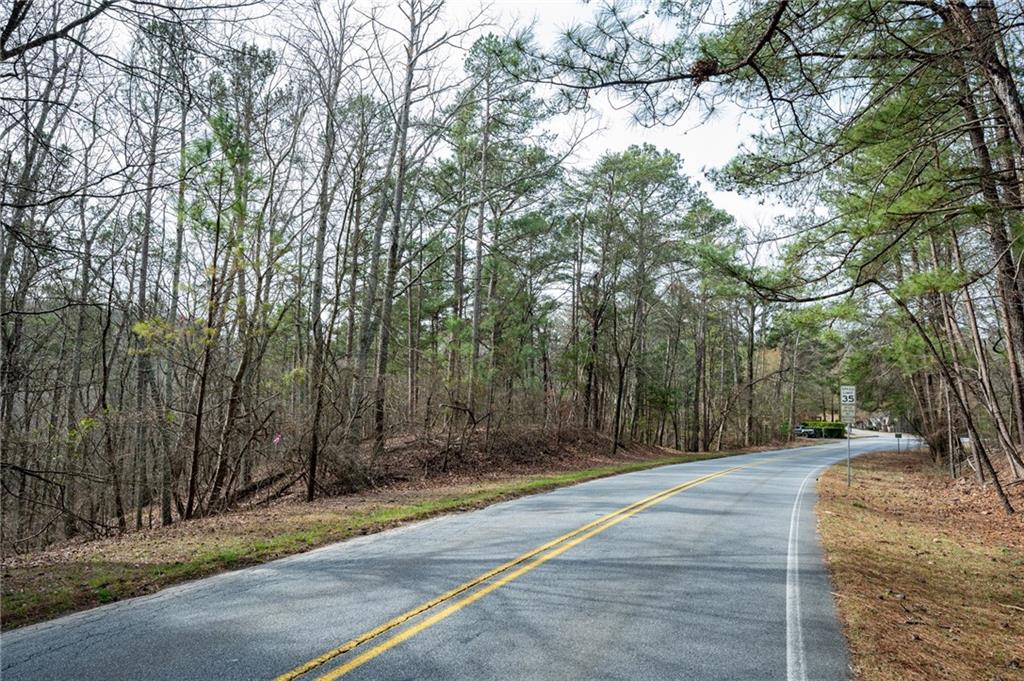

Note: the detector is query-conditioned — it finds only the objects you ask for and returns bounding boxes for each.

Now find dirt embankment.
[3,427,788,630]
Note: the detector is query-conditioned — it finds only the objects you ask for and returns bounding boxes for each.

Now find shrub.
[801,420,847,438]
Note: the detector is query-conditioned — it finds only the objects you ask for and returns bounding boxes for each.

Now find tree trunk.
[371,9,420,464]
[161,110,187,526]
[133,74,164,530]
[956,70,1024,462]
[467,78,492,416]
[185,186,225,520]
[744,300,756,447]
[691,304,706,451]
[306,72,338,502]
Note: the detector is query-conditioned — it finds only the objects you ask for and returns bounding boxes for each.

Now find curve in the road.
[281,447,827,681]
[2,437,908,681]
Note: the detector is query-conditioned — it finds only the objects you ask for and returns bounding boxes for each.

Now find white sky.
[467,0,786,230]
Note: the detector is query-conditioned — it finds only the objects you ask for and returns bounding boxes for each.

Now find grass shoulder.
[2,440,793,631]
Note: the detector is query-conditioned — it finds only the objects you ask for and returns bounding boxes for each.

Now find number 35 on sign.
[840,385,856,424]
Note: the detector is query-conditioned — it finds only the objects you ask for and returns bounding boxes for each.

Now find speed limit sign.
[840,385,857,486]
[840,385,856,424]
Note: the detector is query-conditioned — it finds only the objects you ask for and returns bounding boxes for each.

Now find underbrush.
[2,427,743,630]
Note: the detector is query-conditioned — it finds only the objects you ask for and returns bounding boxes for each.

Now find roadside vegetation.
[818,450,1024,681]
[3,0,1024,650]
[3,1,857,558]
[2,432,775,630]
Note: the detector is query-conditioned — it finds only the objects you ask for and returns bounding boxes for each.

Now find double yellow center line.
[276,453,802,680]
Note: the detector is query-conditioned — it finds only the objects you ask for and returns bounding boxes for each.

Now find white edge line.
[786,466,819,681]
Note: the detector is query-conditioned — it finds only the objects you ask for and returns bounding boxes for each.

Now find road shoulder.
[4,439,818,631]
[817,449,1024,681]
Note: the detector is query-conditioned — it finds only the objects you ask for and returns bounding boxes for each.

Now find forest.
[2,0,1023,553]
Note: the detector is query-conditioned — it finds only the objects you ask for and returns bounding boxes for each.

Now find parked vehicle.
[793,425,817,438]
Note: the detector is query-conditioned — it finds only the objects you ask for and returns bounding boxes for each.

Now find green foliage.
[895,268,972,298]
[802,421,847,437]
[882,325,934,377]
[68,417,98,442]
[132,318,180,346]
[279,367,306,388]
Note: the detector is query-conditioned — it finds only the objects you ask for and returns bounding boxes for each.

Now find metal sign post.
[846,432,852,487]
[840,385,856,487]
[895,432,902,455]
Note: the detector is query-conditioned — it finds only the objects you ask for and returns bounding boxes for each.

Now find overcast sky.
[465,0,786,231]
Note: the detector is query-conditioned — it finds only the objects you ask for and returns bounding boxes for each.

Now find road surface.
[1,437,904,681]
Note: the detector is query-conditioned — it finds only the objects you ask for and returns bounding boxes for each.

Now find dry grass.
[818,450,1024,681]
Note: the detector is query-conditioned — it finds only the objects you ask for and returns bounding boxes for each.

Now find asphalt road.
[1,436,905,681]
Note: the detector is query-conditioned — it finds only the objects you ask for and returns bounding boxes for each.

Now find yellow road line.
[313,467,739,681]
[274,467,728,681]
[277,450,812,680]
